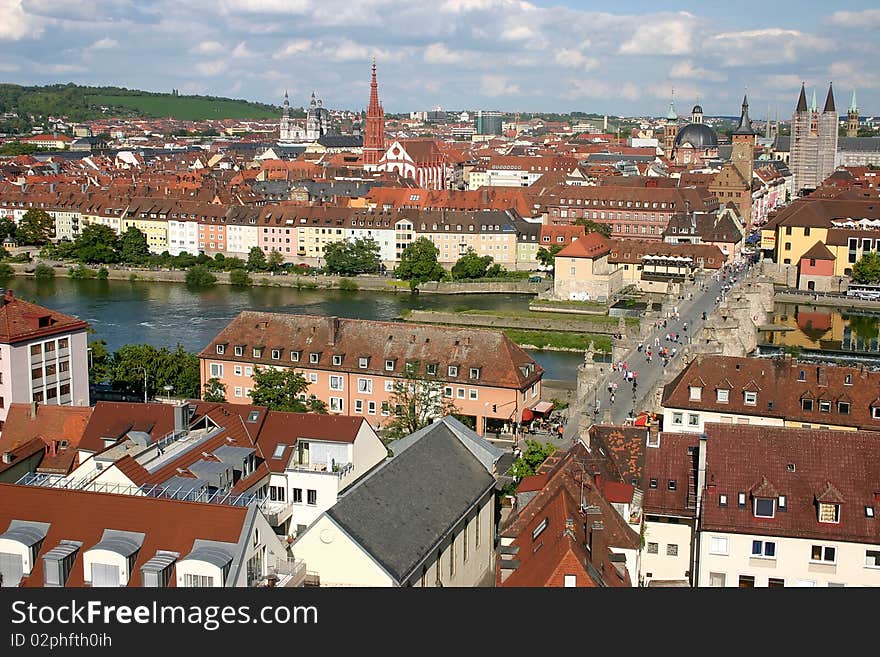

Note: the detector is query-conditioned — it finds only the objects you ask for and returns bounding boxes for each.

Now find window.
[330,375,343,390]
[688,413,700,427]
[329,397,343,412]
[292,488,302,504]
[234,365,242,376]
[209,363,223,378]
[252,347,263,358]
[308,373,317,384]
[469,367,480,380]
[532,518,548,540]
[689,386,702,401]
[666,544,678,557]
[837,402,850,415]
[385,380,394,392]
[234,387,242,398]
[367,401,376,415]
[456,388,466,399]
[738,575,755,588]
[818,400,831,413]
[798,370,806,382]
[672,412,683,425]
[709,572,726,587]
[744,391,757,405]
[811,545,836,563]
[710,537,729,555]
[354,400,363,413]
[778,496,787,511]
[216,344,225,355]
[359,357,369,368]
[754,498,775,518]
[310,352,320,364]
[307,489,317,506]
[426,363,438,375]
[865,550,880,567]
[668,480,677,491]
[564,575,576,587]
[818,503,840,524]
[183,574,213,587]
[234,345,244,357]
[269,485,285,502]
[646,542,658,554]
[291,351,301,362]
[332,355,343,366]
[716,389,729,403]
[751,540,776,558]
[649,478,658,489]
[767,578,785,588]
[357,378,372,393]
[867,507,875,519]
[738,492,747,507]
[844,374,852,385]
[719,494,728,507]
[385,359,395,371]
[801,398,814,411]
[448,365,459,377]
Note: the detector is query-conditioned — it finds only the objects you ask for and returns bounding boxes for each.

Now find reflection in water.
[762,303,880,354]
[10,277,586,380]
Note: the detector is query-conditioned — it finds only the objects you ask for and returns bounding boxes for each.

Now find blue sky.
[0,0,877,117]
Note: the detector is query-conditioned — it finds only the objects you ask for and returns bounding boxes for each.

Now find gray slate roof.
[327,418,499,584]
[838,137,880,153]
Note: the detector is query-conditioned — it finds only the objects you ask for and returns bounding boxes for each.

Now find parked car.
[528,275,544,283]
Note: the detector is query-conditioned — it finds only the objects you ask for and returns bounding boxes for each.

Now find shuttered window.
[0,552,23,588]
[91,563,120,587]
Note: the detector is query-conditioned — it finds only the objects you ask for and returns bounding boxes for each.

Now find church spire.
[823,82,836,113]
[666,88,677,121]
[850,88,857,112]
[733,92,755,135]
[796,83,807,113]
[810,87,818,112]
[363,59,386,171]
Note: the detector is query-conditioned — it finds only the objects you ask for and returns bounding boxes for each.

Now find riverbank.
[416,279,548,295]
[775,290,880,311]
[404,309,635,335]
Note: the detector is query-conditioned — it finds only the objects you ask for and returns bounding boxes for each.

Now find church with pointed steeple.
[790,82,838,195]
[363,60,386,171]
[847,89,859,138]
[709,93,756,229]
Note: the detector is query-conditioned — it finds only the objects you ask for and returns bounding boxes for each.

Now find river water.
[759,302,880,359]
[8,278,585,381]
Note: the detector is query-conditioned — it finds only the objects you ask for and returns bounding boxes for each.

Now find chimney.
[328,316,340,346]
[695,433,709,518]
[173,401,187,434]
[587,519,605,570]
[593,472,602,489]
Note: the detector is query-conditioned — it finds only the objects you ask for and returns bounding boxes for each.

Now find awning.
[521,408,534,422]
[531,401,554,415]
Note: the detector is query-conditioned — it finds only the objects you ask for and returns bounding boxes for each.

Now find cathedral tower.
[363,60,386,171]
[847,89,859,138]
[664,94,678,159]
[790,82,839,195]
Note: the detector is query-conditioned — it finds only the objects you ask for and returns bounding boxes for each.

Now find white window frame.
[329,397,344,412]
[810,545,836,564]
[329,375,344,391]
[688,413,700,427]
[354,399,363,413]
[234,387,243,398]
[689,386,702,401]
[865,550,880,568]
[818,503,840,524]
[310,353,320,364]
[384,380,394,392]
[672,412,683,425]
[308,373,318,384]
[716,389,729,403]
[234,365,242,376]
[751,540,777,559]
[210,363,223,378]
[744,391,758,405]
[367,401,376,415]
[385,359,395,371]
[448,365,459,377]
[753,498,776,518]
[709,536,729,556]
[332,355,343,366]
[456,388,466,399]
[357,378,372,394]
[359,357,369,369]
[469,389,478,400]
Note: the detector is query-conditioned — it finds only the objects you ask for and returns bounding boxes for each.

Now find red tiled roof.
[556,232,612,259]
[78,402,177,454]
[643,432,699,517]
[0,291,89,344]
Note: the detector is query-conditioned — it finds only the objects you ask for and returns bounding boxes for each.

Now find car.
[528,276,543,283]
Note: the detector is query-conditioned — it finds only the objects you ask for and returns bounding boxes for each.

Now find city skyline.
[0,1,878,117]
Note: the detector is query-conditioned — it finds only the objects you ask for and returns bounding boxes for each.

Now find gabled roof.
[556,232,612,259]
[0,291,89,344]
[800,240,835,261]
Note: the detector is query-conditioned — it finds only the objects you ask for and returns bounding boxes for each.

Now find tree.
[74,223,120,263]
[109,343,200,399]
[509,440,556,479]
[323,237,381,276]
[119,226,149,264]
[573,218,612,238]
[33,264,55,280]
[229,268,251,287]
[0,218,16,242]
[536,244,563,267]
[248,367,326,413]
[383,361,460,440]
[0,262,12,279]
[16,209,54,245]
[88,339,112,384]
[266,249,285,273]
[451,248,493,280]
[395,237,445,288]
[247,246,267,271]
[185,264,217,287]
[203,377,227,402]
[852,252,880,284]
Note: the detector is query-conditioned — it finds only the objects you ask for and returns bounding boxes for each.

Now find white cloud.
[89,38,118,50]
[829,9,880,29]
[669,60,726,83]
[424,42,464,64]
[564,78,642,102]
[273,39,312,59]
[329,39,389,62]
[231,41,254,58]
[554,49,599,71]
[195,60,226,76]
[34,62,87,74]
[481,75,520,97]
[620,12,695,56]
[0,0,45,40]
[710,28,833,66]
[193,40,224,54]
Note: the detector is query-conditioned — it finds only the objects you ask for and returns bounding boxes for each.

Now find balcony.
[259,499,296,527]
[255,558,307,588]
[289,461,354,479]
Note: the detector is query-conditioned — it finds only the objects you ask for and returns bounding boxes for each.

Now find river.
[758,302,880,360]
[7,278,585,381]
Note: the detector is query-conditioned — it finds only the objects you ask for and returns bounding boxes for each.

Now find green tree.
[509,440,556,479]
[247,246,267,271]
[203,377,227,402]
[119,226,149,264]
[573,218,612,238]
[266,249,285,273]
[248,366,326,413]
[0,262,12,279]
[109,343,200,399]
[323,237,381,276]
[852,252,880,284]
[16,209,54,245]
[74,223,120,263]
[221,256,246,271]
[0,218,16,242]
[395,237,445,289]
[383,361,460,440]
[33,264,55,280]
[451,248,493,280]
[536,244,563,267]
[229,268,251,287]
[88,339,112,384]
[185,264,217,287]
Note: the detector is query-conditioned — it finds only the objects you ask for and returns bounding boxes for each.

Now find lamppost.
[163,385,173,400]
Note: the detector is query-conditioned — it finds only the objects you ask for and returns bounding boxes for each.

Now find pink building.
[0,290,90,432]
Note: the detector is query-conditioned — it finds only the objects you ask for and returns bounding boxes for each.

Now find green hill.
[0,83,286,124]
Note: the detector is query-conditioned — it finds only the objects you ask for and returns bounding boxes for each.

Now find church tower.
[847,89,859,137]
[731,93,756,185]
[363,60,386,171]
[279,90,294,143]
[790,82,839,195]
[664,94,678,159]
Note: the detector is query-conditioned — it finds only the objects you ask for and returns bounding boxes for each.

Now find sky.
[0,0,878,118]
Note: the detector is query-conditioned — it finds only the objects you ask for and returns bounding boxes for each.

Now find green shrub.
[129,272,138,282]
[68,264,96,279]
[97,267,109,280]
[229,268,250,287]
[185,265,217,288]
[337,278,358,292]
[0,262,13,279]
[34,264,55,280]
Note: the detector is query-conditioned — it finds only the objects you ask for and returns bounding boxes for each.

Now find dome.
[674,123,718,149]
[692,104,703,114]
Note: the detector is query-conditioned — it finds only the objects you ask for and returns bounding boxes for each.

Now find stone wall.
[416,280,551,294]
[405,310,633,336]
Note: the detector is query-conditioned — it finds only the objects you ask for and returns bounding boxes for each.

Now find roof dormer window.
[309,352,320,364]
[753,498,775,518]
[818,502,840,524]
[716,389,729,403]
[215,344,225,355]
[689,386,702,401]
[332,355,343,366]
[744,391,757,406]
[234,346,243,357]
